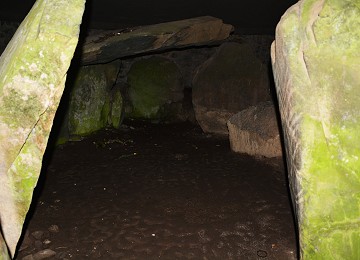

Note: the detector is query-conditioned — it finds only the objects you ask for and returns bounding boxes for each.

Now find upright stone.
[271,0,360,258]
[192,42,271,136]
[127,56,183,120]
[227,101,282,158]
[0,0,85,257]
[68,63,119,136]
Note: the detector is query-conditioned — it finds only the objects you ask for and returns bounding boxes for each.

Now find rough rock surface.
[192,42,272,136]
[68,62,119,136]
[0,0,85,257]
[127,56,184,120]
[271,0,360,258]
[81,16,233,65]
[227,101,282,158]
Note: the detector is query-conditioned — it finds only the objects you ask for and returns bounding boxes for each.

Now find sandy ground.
[15,120,297,259]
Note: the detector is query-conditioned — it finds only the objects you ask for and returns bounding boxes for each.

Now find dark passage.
[16,120,297,259]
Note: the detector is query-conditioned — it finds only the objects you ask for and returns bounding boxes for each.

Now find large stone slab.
[227,101,282,158]
[81,16,233,65]
[68,63,119,136]
[0,0,85,257]
[271,0,360,258]
[126,56,183,120]
[192,42,272,136]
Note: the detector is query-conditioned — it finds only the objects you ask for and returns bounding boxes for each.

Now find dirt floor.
[15,120,297,260]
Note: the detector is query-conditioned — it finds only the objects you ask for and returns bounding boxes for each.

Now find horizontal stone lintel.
[81,16,234,65]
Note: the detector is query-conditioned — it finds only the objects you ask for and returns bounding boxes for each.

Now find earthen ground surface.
[15,120,297,260]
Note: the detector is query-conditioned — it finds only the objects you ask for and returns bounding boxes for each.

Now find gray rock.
[81,16,233,65]
[68,62,119,136]
[227,101,282,158]
[0,0,85,257]
[163,47,217,89]
[192,42,272,136]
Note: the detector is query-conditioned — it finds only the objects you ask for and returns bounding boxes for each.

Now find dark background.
[0,0,297,34]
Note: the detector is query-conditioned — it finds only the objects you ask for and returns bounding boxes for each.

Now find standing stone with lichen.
[272,0,360,258]
[0,0,85,258]
[68,62,119,137]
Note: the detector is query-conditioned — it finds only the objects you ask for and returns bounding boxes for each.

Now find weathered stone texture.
[192,42,272,136]
[81,16,233,65]
[0,0,85,257]
[68,63,119,136]
[271,0,360,258]
[126,56,184,120]
[227,101,282,158]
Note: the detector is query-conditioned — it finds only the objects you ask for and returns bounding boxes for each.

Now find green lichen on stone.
[0,0,85,257]
[8,136,43,219]
[68,62,119,136]
[300,117,360,258]
[127,56,183,120]
[273,0,360,258]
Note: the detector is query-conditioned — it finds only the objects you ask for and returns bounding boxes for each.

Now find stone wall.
[52,33,277,144]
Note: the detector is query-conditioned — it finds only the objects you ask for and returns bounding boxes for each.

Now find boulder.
[227,101,282,158]
[126,56,184,120]
[271,0,360,258]
[0,0,85,257]
[68,62,119,136]
[192,42,272,136]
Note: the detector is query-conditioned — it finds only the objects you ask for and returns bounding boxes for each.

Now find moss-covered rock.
[0,0,85,257]
[271,0,360,258]
[68,62,119,136]
[126,56,184,120]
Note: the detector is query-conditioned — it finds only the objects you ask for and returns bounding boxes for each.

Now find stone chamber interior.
[1,0,300,259]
